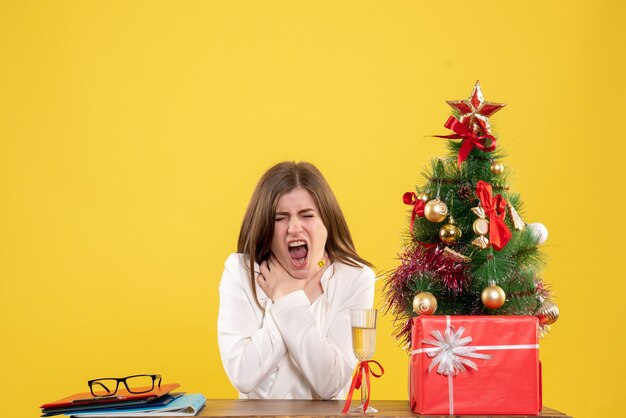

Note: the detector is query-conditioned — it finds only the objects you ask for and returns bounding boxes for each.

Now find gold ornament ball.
[481,281,506,310]
[417,192,430,203]
[412,292,438,315]
[537,299,559,325]
[439,223,462,244]
[424,198,449,223]
[490,162,505,175]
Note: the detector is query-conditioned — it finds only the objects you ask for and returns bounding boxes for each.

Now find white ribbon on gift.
[420,324,493,375]
[410,316,539,415]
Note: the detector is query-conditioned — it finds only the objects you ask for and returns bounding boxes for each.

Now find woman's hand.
[257,255,324,303]
[257,256,304,302]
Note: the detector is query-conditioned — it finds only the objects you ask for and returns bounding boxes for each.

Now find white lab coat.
[217,253,375,399]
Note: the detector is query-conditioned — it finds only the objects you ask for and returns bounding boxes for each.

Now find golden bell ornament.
[536,299,559,325]
[490,162,505,175]
[412,292,438,315]
[417,192,430,203]
[508,204,526,231]
[481,280,506,310]
[439,223,462,244]
[424,198,448,223]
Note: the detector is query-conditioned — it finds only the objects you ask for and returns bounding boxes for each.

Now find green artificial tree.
[384,81,559,347]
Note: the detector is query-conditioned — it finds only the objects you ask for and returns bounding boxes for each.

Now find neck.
[304,257,328,303]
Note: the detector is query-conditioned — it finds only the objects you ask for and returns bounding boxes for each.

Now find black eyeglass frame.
[87,374,162,397]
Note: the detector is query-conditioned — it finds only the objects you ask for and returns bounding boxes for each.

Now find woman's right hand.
[257,256,307,302]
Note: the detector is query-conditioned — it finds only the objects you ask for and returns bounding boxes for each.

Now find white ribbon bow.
[422,326,492,376]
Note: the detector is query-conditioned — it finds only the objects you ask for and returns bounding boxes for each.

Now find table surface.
[189,400,571,418]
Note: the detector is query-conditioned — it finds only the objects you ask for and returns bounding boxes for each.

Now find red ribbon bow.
[434,116,497,168]
[476,180,511,251]
[342,360,385,414]
[403,192,425,235]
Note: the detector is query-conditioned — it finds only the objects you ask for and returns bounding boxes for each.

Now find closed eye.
[300,209,316,218]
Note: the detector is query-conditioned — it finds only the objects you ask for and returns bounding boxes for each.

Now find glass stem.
[360,367,367,406]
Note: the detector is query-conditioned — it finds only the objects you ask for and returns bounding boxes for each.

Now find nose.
[287,217,303,234]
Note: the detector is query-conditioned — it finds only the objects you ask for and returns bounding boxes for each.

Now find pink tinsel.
[383,244,470,347]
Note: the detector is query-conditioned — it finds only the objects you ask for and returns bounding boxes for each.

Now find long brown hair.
[237,161,372,297]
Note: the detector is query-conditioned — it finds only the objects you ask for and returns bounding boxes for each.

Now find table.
[192,400,572,418]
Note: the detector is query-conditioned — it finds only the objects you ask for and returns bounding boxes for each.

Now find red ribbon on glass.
[342,360,385,414]
[434,116,497,168]
[476,180,511,251]
[403,192,425,235]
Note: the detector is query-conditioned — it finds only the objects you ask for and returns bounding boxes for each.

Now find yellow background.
[1,2,624,417]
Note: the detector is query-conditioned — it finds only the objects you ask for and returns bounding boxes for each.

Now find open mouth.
[288,240,308,267]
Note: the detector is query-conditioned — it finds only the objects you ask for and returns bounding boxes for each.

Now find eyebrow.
[275,208,316,216]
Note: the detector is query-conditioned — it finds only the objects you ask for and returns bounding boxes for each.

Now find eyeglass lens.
[89,375,160,396]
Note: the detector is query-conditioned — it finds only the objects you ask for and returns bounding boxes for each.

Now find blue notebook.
[67,394,206,417]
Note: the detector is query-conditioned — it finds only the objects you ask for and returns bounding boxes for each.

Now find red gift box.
[409,315,542,415]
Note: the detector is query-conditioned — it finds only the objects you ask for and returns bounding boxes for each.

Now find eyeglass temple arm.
[92,381,112,392]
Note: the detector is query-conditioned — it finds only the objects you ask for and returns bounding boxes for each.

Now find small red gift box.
[409,315,542,415]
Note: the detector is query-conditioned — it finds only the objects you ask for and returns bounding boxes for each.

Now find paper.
[68,394,206,417]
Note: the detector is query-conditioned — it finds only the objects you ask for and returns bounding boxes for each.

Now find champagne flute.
[350,308,377,413]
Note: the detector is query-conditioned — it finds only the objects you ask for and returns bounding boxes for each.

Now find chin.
[287,261,311,280]
[290,272,310,280]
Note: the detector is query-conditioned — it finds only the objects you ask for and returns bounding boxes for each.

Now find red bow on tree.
[476,180,511,251]
[434,116,497,168]
[403,192,425,235]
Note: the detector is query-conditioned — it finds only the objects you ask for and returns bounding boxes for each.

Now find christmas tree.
[384,81,559,347]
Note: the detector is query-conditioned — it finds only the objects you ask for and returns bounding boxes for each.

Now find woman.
[217,161,375,400]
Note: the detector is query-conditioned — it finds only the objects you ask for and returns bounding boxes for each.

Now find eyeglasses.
[88,374,162,397]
